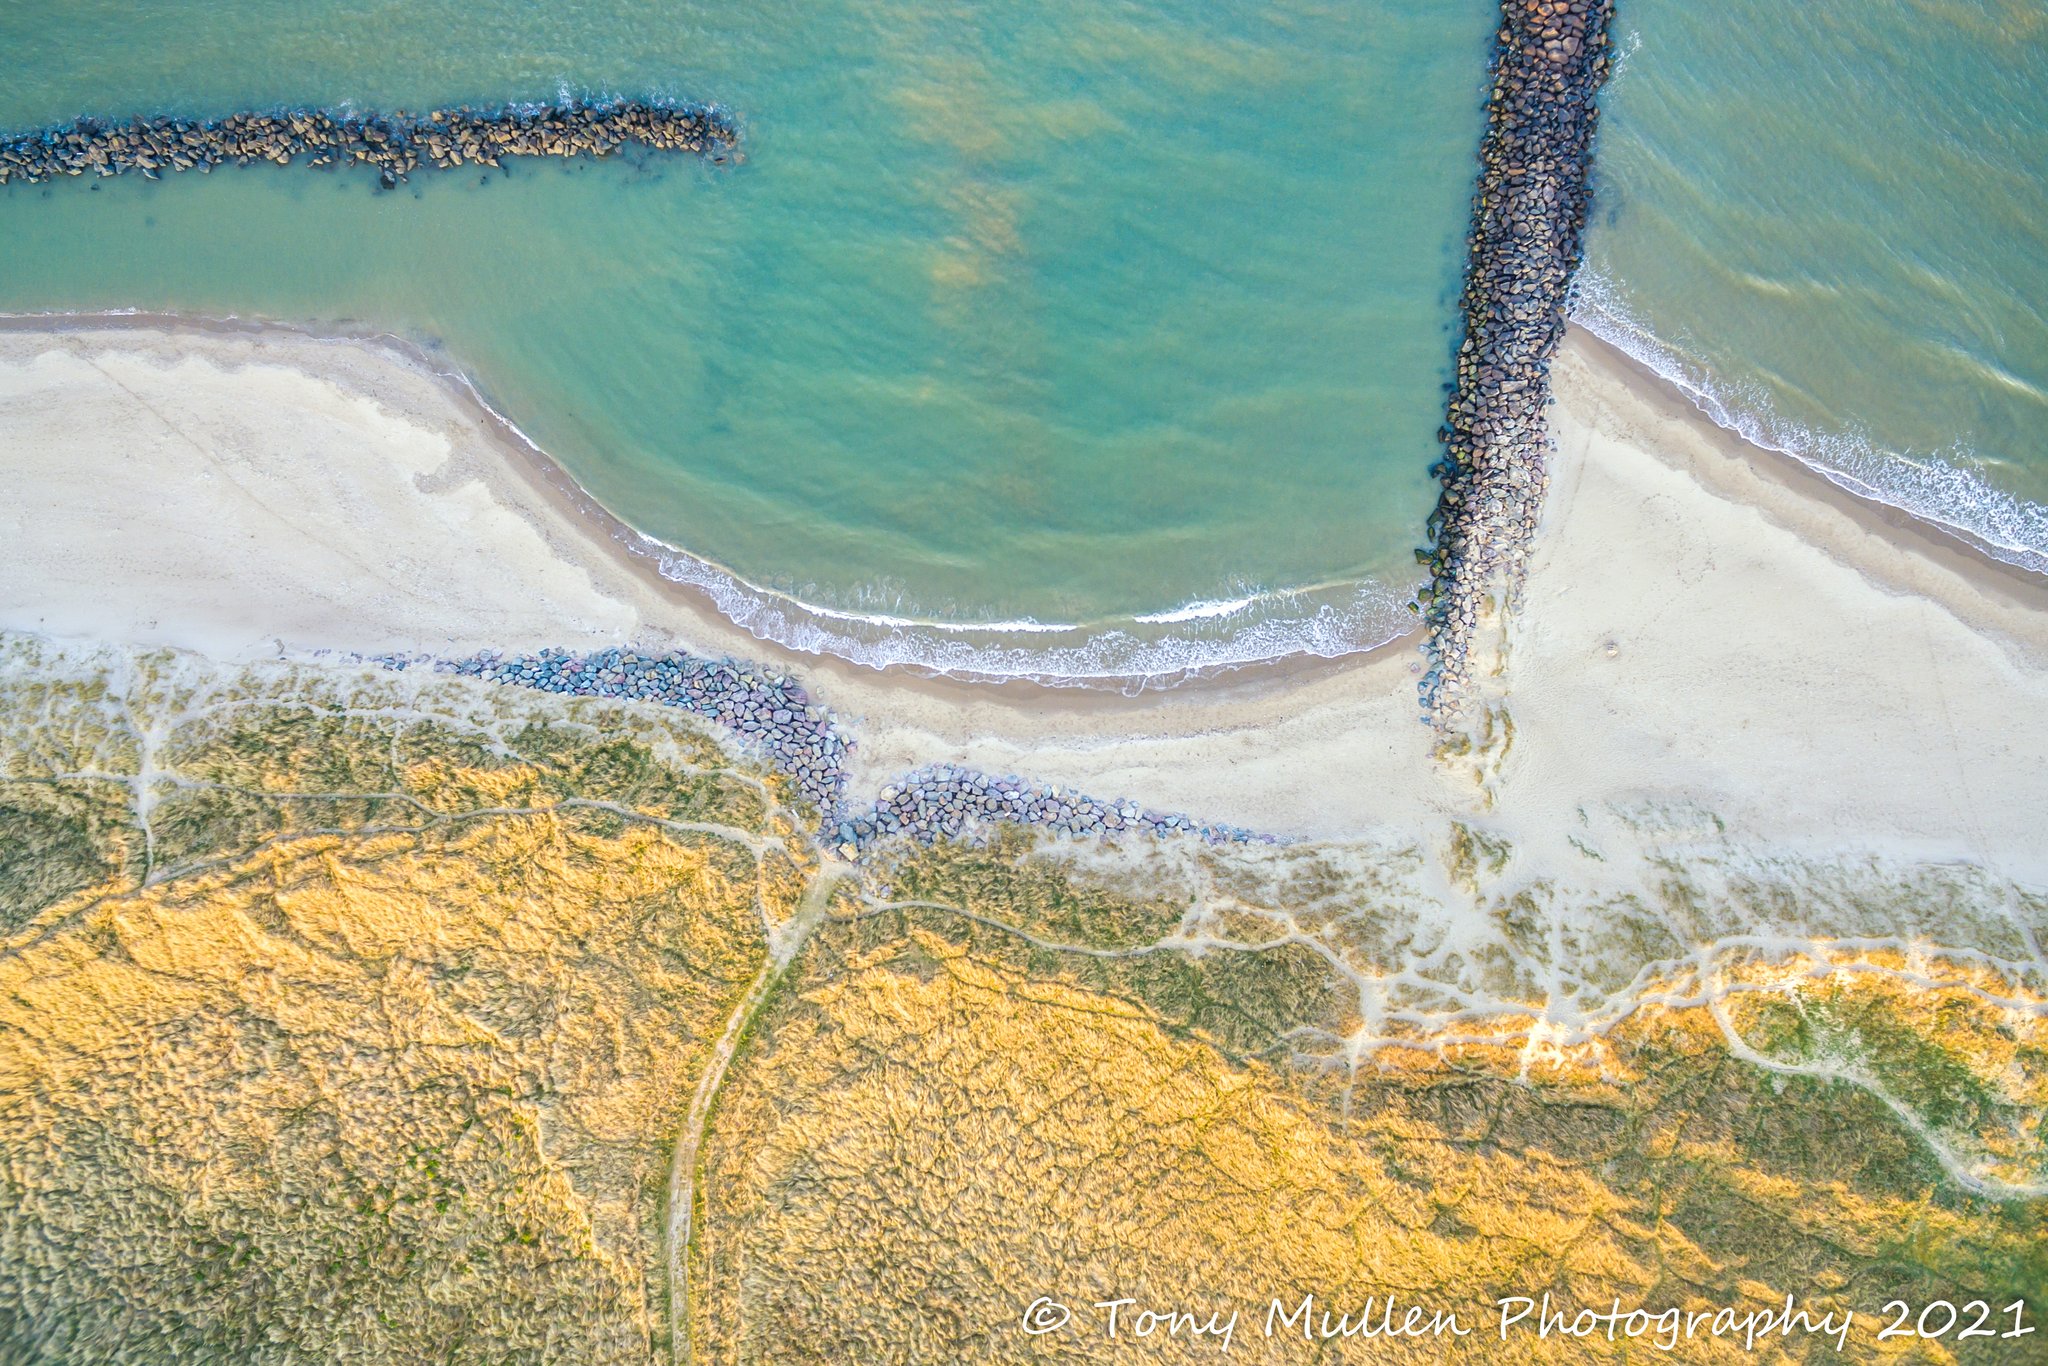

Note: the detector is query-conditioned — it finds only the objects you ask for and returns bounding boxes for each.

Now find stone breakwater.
[1419,0,1615,724]
[425,648,1271,858]
[831,764,1270,861]
[0,99,735,189]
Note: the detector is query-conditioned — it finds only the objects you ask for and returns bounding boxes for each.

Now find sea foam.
[644,538,1417,688]
[1573,272,2048,578]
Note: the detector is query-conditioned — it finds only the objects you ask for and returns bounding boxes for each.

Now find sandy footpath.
[2,318,2045,882]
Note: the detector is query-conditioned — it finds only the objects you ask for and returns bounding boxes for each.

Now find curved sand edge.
[1,319,2045,880]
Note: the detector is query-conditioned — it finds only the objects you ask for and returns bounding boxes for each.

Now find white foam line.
[1572,273,2048,577]
[1133,594,1260,624]
[645,543,1419,687]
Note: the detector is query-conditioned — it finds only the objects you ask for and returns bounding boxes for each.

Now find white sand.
[2,320,2045,884]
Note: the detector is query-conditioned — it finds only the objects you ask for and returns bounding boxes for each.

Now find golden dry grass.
[0,648,799,1362]
[0,802,775,1362]
[692,909,2045,1364]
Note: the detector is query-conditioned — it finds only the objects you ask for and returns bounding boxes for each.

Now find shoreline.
[9,305,2042,699]
[4,308,2044,669]
[1572,284,2048,583]
[0,309,1426,696]
[1568,325,2048,625]
[3,314,2047,869]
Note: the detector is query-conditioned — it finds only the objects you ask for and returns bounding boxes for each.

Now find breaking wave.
[1572,272,2048,577]
[636,539,1419,688]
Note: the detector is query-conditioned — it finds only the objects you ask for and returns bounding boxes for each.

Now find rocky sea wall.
[420,648,1273,858]
[1420,0,1616,724]
[0,98,735,189]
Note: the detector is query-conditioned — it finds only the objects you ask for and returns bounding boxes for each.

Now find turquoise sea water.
[1581,0,2048,574]
[0,0,1494,678]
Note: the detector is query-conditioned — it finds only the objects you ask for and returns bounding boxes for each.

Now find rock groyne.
[0,98,735,189]
[1420,0,1616,724]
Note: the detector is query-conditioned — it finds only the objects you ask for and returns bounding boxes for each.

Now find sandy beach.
[3,316,2046,884]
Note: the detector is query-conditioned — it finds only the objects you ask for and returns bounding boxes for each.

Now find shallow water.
[0,0,1494,675]
[1581,0,2048,573]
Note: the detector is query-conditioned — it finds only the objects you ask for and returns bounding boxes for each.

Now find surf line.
[0,98,737,190]
[1419,0,1616,726]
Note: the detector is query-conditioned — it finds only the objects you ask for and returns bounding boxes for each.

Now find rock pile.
[1419,0,1615,724]
[0,98,735,189]
[831,764,1272,861]
[423,647,1270,858]
[443,648,845,815]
